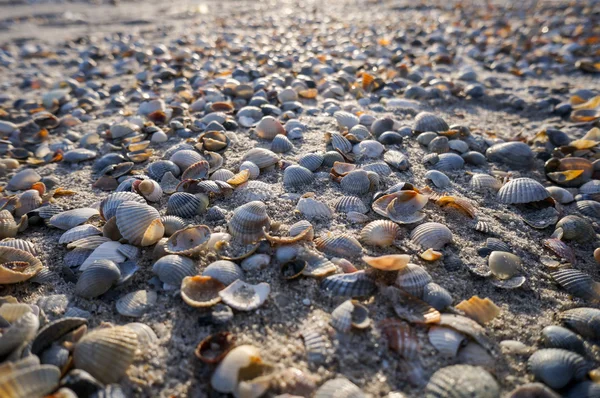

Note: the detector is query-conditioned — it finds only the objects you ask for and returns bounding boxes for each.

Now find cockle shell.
[395,263,432,297]
[135,179,162,202]
[116,201,164,246]
[283,165,314,187]
[428,326,465,357]
[0,247,43,284]
[241,148,279,169]
[0,364,60,398]
[228,201,270,244]
[153,255,197,288]
[330,300,370,333]
[315,233,363,257]
[528,348,588,389]
[425,365,499,398]
[414,112,449,133]
[360,220,400,247]
[116,290,157,317]
[410,222,453,250]
[218,280,270,311]
[497,178,550,204]
[99,192,145,221]
[169,150,205,171]
[210,345,268,393]
[48,208,98,230]
[75,260,121,298]
[181,276,225,308]
[165,225,210,257]
[297,194,333,219]
[59,225,102,244]
[166,193,209,218]
[256,116,286,140]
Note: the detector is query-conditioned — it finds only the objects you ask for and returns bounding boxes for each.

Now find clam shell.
[166,193,209,218]
[59,225,102,244]
[0,211,22,239]
[0,312,39,356]
[425,365,499,398]
[31,317,87,356]
[14,190,42,217]
[455,296,500,325]
[79,241,126,271]
[315,233,363,257]
[577,200,600,219]
[333,111,359,129]
[340,170,371,195]
[320,271,376,297]
[48,208,98,230]
[362,162,392,177]
[410,222,452,250]
[241,148,279,169]
[75,260,121,298]
[136,179,162,202]
[382,286,441,324]
[169,150,205,171]
[425,170,451,189]
[160,172,181,194]
[438,314,493,352]
[413,112,449,133]
[433,153,464,171]
[210,345,265,393]
[116,290,157,317]
[0,247,43,284]
[335,196,368,214]
[211,169,235,182]
[99,192,145,221]
[528,348,588,389]
[383,150,409,170]
[283,165,314,187]
[181,276,224,308]
[322,151,345,167]
[66,236,111,250]
[314,378,364,398]
[551,268,600,301]
[360,220,400,247]
[422,282,453,310]
[497,178,550,204]
[0,238,37,256]
[428,326,465,357]
[554,215,595,243]
[470,174,501,192]
[395,263,432,297]
[297,195,333,219]
[297,248,337,277]
[218,280,270,311]
[541,325,585,354]
[580,180,600,194]
[6,169,41,191]
[239,161,260,179]
[203,260,244,286]
[228,201,270,244]
[298,153,324,172]
[429,136,450,154]
[490,275,526,289]
[488,251,521,280]
[559,307,600,339]
[125,322,158,345]
[486,142,534,169]
[378,319,419,360]
[64,248,92,268]
[195,331,236,364]
[0,364,60,398]
[146,160,180,180]
[73,326,138,384]
[165,225,210,257]
[271,134,293,153]
[256,116,286,140]
[300,326,329,365]
[152,255,197,287]
[160,216,187,237]
[116,201,164,246]
[289,220,315,240]
[330,300,371,333]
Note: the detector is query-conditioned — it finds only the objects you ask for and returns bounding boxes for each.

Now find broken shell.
[497,178,550,204]
[410,222,453,250]
[330,300,370,333]
[75,260,121,298]
[218,280,270,311]
[455,296,500,325]
[362,254,410,271]
[315,233,363,257]
[152,255,197,287]
[165,225,210,257]
[528,348,588,390]
[436,196,476,218]
[0,247,43,284]
[116,201,164,246]
[195,332,236,364]
[360,220,400,247]
[135,180,162,202]
[280,259,307,280]
[428,326,465,357]
[181,276,225,308]
[488,251,521,280]
[116,290,157,317]
[228,201,270,244]
[413,112,448,133]
[420,248,443,262]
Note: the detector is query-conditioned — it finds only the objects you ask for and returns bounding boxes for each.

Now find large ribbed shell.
[169,150,205,171]
[528,348,588,389]
[298,153,324,171]
[203,260,244,286]
[328,132,353,154]
[335,196,368,214]
[315,233,363,257]
[425,170,451,188]
[314,377,365,398]
[75,260,121,298]
[551,268,600,302]
[559,307,600,339]
[116,290,157,317]
[228,201,270,244]
[15,189,42,217]
[59,225,102,244]
[410,222,453,250]
[434,153,464,171]
[577,200,600,218]
[414,112,448,133]
[116,201,164,246]
[428,326,465,357]
[395,263,432,297]
[541,326,585,354]
[0,247,43,284]
[218,280,270,311]
[425,365,499,398]
[580,180,600,194]
[333,111,359,129]
[271,134,293,153]
[256,116,286,140]
[241,148,279,169]
[297,196,333,219]
[497,178,550,204]
[152,255,197,287]
[340,170,371,195]
[0,364,60,398]
[470,174,501,192]
[320,271,376,297]
[48,208,98,230]
[283,165,314,187]
[383,150,409,170]
[146,160,180,180]
[100,192,145,221]
[360,220,399,247]
[166,193,208,218]
[486,142,533,169]
[73,326,138,384]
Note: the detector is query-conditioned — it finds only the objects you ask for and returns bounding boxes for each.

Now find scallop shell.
[360,220,400,247]
[218,280,270,311]
[0,247,43,284]
[433,153,464,171]
[203,260,244,286]
[320,271,376,297]
[383,150,409,170]
[166,193,209,218]
[289,220,315,240]
[48,208,98,230]
[169,150,205,171]
[315,233,363,257]
[241,148,279,169]
[335,196,368,214]
[333,111,359,129]
[298,153,324,172]
[395,263,433,297]
[541,326,585,354]
[271,135,293,153]
[59,225,102,244]
[116,201,164,246]
[180,276,225,308]
[165,225,210,257]
[470,174,501,192]
[413,112,449,133]
[559,307,600,339]
[283,165,314,187]
[330,300,370,333]
[152,255,197,287]
[0,364,60,398]
[322,151,345,167]
[497,178,550,204]
[378,319,419,360]
[428,326,465,357]
[425,365,499,398]
[577,200,600,219]
[228,201,270,244]
[211,169,235,182]
[422,282,453,310]
[75,260,121,298]
[551,268,600,302]
[410,222,453,250]
[73,326,138,384]
[455,296,500,325]
[486,142,534,169]
[116,290,157,317]
[99,192,145,221]
[160,216,187,237]
[362,162,391,177]
[296,195,333,219]
[528,348,588,389]
[256,116,286,140]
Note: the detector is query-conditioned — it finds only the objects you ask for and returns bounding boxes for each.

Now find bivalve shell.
[497,178,550,204]
[360,220,400,247]
[271,135,293,153]
[75,260,121,298]
[425,365,499,398]
[116,201,164,246]
[315,233,363,257]
[165,225,210,257]
[99,192,145,221]
[433,153,464,171]
[320,271,376,297]
[297,195,333,219]
[283,165,314,187]
[48,208,98,230]
[335,196,368,214]
[181,276,225,308]
[486,142,534,169]
[203,260,244,286]
[395,263,433,297]
[528,348,588,389]
[340,170,371,195]
[541,326,585,354]
[152,255,197,288]
[298,153,324,172]
[228,201,270,244]
[0,364,60,398]
[559,308,600,339]
[551,268,600,302]
[410,223,453,250]
[116,290,157,317]
[59,225,102,244]
[0,247,43,284]
[314,378,365,398]
[330,300,370,333]
[413,112,449,133]
[169,150,205,171]
[241,148,279,169]
[554,215,595,243]
[218,280,270,311]
[256,116,286,140]
[428,326,465,357]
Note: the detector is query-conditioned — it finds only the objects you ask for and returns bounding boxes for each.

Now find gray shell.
[59,225,102,244]
[116,290,157,317]
[314,377,365,398]
[559,308,600,339]
[100,192,145,221]
[425,365,499,398]
[203,260,244,286]
[146,160,180,180]
[335,196,368,214]
[497,178,550,204]
[425,170,451,189]
[413,112,449,133]
[410,222,453,250]
[320,271,376,297]
[48,208,99,230]
[580,180,600,194]
[395,263,433,297]
[340,170,371,195]
[485,142,533,169]
[166,193,208,218]
[152,255,197,287]
[271,134,294,153]
[241,148,279,169]
[298,153,324,172]
[551,268,600,302]
[576,200,600,218]
[283,165,314,187]
[527,348,588,390]
[362,162,392,177]
[541,325,585,354]
[160,216,187,236]
[384,150,409,170]
[433,153,464,171]
[422,283,453,310]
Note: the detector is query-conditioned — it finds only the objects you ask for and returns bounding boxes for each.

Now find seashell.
[376,320,419,361]
[147,160,180,181]
[218,280,270,311]
[67,236,112,250]
[580,180,600,194]
[546,186,574,204]
[410,222,452,250]
[360,220,400,247]
[73,326,138,384]
[418,132,438,146]
[363,254,410,271]
[99,192,145,221]
[116,201,164,246]
[35,204,63,220]
[347,212,370,223]
[425,170,451,189]
[0,239,37,256]
[280,259,307,280]
[240,253,270,271]
[322,151,345,167]
[383,150,409,170]
[486,142,534,169]
[422,282,452,310]
[335,196,368,214]
[298,153,324,172]
[241,148,279,169]
[330,300,370,333]
[551,268,600,301]
[541,326,585,354]
[559,308,600,339]
[395,263,432,297]
[370,117,395,138]
[116,290,157,317]
[455,296,500,325]
[59,225,102,244]
[180,276,224,308]
[565,381,600,398]
[334,111,359,129]
[238,161,260,180]
[438,314,493,352]
[297,194,333,219]
[203,260,244,286]
[429,136,450,154]
[553,215,595,243]
[271,135,293,153]
[6,169,41,191]
[0,211,26,239]
[297,248,337,277]
[210,345,269,394]
[577,200,600,219]
[0,364,60,398]
[153,255,197,287]
[165,225,210,257]
[228,201,270,244]
[457,341,494,368]
[413,112,449,133]
[14,190,42,218]
[133,180,162,202]
[169,150,205,171]
[497,178,550,204]
[425,365,499,397]
[0,311,39,356]
[210,169,234,183]
[326,132,353,154]
[64,248,92,268]
[256,116,286,140]
[289,220,315,241]
[470,173,501,192]
[315,233,363,257]
[48,208,98,230]
[300,325,330,366]
[362,162,391,177]
[372,190,426,219]
[166,192,209,218]
[195,331,236,364]
[428,326,465,357]
[75,260,121,298]
[321,271,376,297]
[433,153,464,171]
[420,248,443,262]
[314,377,364,398]
[490,275,526,289]
[160,216,187,237]
[488,251,521,280]
[63,148,97,163]
[199,131,230,152]
[354,140,384,158]
[528,348,588,389]
[283,165,314,187]
[0,247,43,284]
[436,196,476,218]
[478,238,511,257]
[543,239,576,264]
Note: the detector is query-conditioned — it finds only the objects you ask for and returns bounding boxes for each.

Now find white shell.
[116,201,164,246]
[410,222,453,249]
[59,225,102,244]
[210,345,263,393]
[48,208,99,230]
[218,280,270,311]
[297,196,333,219]
[79,241,126,271]
[203,260,244,286]
[116,290,157,317]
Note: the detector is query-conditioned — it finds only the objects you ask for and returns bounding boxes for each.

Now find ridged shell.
[100,192,145,221]
[428,326,465,357]
[256,116,286,140]
[528,348,588,389]
[333,111,359,129]
[6,169,41,191]
[165,225,210,257]
[541,326,585,354]
[67,236,111,250]
[300,326,329,365]
[330,300,370,333]
[378,319,419,360]
[433,153,464,171]
[218,280,270,311]
[314,378,365,398]
[0,364,60,398]
[395,263,432,297]
[15,190,42,217]
[362,162,391,177]
[554,215,595,243]
[64,248,92,268]
[296,196,333,219]
[335,196,368,214]
[298,248,337,277]
[59,225,102,244]
[486,142,534,169]
[560,307,600,339]
[116,290,157,317]
[283,165,314,187]
[425,365,499,398]
[551,268,600,301]
[315,233,363,257]
[136,179,162,202]
[383,150,409,170]
[455,296,500,324]
[211,169,235,182]
[289,220,315,240]
[146,160,180,180]
[203,260,244,286]
[159,172,180,194]
[497,178,550,204]
[470,174,501,192]
[410,222,452,250]
[580,180,600,194]
[422,282,453,310]
[414,112,449,133]
[0,312,39,356]
[577,200,600,218]
[75,260,121,299]
[48,208,98,230]
[322,151,345,167]
[360,220,399,247]
[340,170,371,195]
[239,161,260,179]
[0,239,37,256]
[320,271,376,297]
[160,216,187,237]
[0,247,43,284]
[241,148,279,169]
[152,255,197,287]
[166,193,209,218]
[228,201,270,244]
[429,136,450,154]
[169,150,205,171]
[298,153,324,172]
[425,170,451,188]
[271,134,293,153]
[79,241,125,270]
[73,326,138,384]
[180,276,224,308]
[116,201,164,246]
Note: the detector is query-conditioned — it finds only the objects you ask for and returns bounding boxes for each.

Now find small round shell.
[210,345,266,393]
[488,251,521,280]
[497,178,550,204]
[203,260,244,286]
[551,268,600,301]
[395,263,432,297]
[422,282,453,310]
[576,200,600,219]
[271,135,293,153]
[554,215,595,243]
[75,260,121,299]
[546,186,574,204]
[169,150,205,171]
[298,153,324,172]
[239,161,260,179]
[433,153,464,171]
[330,300,370,333]
[0,247,43,284]
[135,179,163,202]
[314,378,364,398]
[116,290,157,317]
[160,216,187,237]
[425,365,499,398]
[0,364,60,398]
[283,165,314,187]
[425,170,451,189]
[333,111,359,129]
[228,201,270,244]
[340,170,371,195]
[59,225,102,244]
[410,222,453,250]
[218,280,270,311]
[6,169,41,191]
[152,255,197,287]
[360,220,400,247]
[541,326,585,354]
